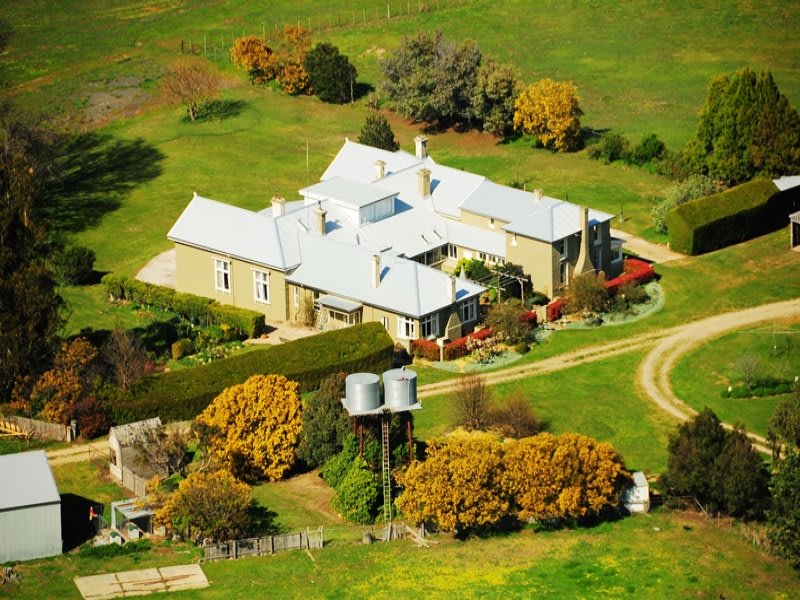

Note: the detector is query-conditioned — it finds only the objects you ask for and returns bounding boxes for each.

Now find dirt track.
[419,298,800,453]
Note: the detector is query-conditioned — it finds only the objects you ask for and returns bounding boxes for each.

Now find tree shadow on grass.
[42,133,165,236]
[191,99,247,123]
[247,502,282,536]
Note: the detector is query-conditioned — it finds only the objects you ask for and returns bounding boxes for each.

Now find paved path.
[419,298,800,454]
[611,228,686,263]
[136,248,176,288]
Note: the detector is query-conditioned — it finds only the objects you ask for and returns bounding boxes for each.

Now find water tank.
[345,373,381,412]
[383,368,418,411]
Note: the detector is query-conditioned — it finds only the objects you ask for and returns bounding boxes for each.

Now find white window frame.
[380,316,390,331]
[511,233,518,247]
[489,217,495,229]
[593,247,602,270]
[421,313,439,339]
[397,316,416,339]
[445,243,458,259]
[253,270,270,304]
[460,298,477,323]
[611,242,624,264]
[214,258,231,293]
[293,286,300,306]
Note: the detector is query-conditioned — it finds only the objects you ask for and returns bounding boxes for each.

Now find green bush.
[514,341,530,355]
[56,246,96,285]
[331,459,380,524]
[321,434,358,490]
[171,338,194,361]
[100,274,264,337]
[631,133,666,165]
[110,323,394,423]
[78,539,151,558]
[666,179,800,255]
[587,131,630,164]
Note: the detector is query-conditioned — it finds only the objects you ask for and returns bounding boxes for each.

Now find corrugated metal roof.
[299,177,397,208]
[0,450,60,510]
[504,204,614,242]
[445,219,506,257]
[321,139,422,182]
[109,417,162,447]
[287,234,484,318]
[773,176,800,191]
[461,181,560,223]
[317,294,363,312]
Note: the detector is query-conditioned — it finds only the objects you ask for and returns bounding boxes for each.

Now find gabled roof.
[504,203,614,242]
[773,175,800,191]
[321,139,422,182]
[0,450,60,510]
[461,181,560,223]
[287,234,483,318]
[109,417,162,447]
[300,177,396,208]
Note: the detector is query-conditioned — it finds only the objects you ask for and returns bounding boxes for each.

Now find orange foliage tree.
[153,470,252,543]
[513,78,583,152]
[395,432,509,534]
[502,432,628,522]
[195,374,302,481]
[30,338,98,424]
[230,35,275,83]
[269,25,312,95]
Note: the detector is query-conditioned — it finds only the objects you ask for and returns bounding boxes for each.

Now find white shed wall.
[0,502,62,562]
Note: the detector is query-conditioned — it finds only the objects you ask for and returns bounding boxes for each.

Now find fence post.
[269,535,274,555]
[233,540,238,559]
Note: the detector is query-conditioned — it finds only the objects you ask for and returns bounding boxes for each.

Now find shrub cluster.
[722,378,796,399]
[102,274,265,338]
[110,323,394,424]
[546,297,568,322]
[78,539,151,558]
[588,132,667,166]
[666,179,800,255]
[410,327,495,361]
[604,259,656,295]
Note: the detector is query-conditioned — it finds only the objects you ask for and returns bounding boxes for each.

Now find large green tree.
[304,42,357,104]
[380,31,481,126]
[296,372,351,468]
[768,449,800,568]
[470,59,520,137]
[357,112,399,152]
[767,382,800,456]
[685,68,800,185]
[0,105,62,400]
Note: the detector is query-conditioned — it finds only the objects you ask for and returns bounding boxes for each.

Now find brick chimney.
[417,168,432,200]
[447,275,456,303]
[414,135,428,159]
[573,206,595,276]
[314,202,327,236]
[271,194,286,218]
[374,160,386,180]
[371,255,381,288]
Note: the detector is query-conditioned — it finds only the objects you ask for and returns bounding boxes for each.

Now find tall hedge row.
[666,179,800,255]
[102,274,266,338]
[109,322,394,424]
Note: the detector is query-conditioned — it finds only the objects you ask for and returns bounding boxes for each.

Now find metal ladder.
[381,417,392,522]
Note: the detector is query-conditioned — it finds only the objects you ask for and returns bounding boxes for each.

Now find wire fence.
[178,0,480,64]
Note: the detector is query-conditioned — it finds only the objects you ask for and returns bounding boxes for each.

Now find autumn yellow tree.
[195,374,302,481]
[153,470,251,542]
[395,432,508,535]
[30,337,98,424]
[513,78,583,152]
[503,432,628,522]
[269,25,312,95]
[230,35,275,83]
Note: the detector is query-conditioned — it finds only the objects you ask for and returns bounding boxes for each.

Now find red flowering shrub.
[546,297,568,322]
[519,310,537,327]
[411,338,440,361]
[605,258,655,295]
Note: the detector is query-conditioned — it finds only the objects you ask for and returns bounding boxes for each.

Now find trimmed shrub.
[171,338,194,361]
[631,133,666,165]
[100,274,264,337]
[56,246,96,285]
[666,179,800,255]
[546,297,567,322]
[109,323,393,424]
[604,258,656,295]
[587,131,631,164]
[411,338,440,361]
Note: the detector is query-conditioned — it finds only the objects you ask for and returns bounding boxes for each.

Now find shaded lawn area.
[51,461,129,522]
[414,351,674,474]
[671,320,800,438]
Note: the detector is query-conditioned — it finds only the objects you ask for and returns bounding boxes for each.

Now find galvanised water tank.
[383,367,417,411]
[345,372,381,412]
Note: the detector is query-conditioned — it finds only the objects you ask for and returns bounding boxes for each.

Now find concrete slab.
[74,564,208,599]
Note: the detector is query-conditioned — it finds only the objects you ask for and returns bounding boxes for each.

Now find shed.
[622,471,650,514]
[108,417,163,483]
[790,211,800,249]
[0,450,62,562]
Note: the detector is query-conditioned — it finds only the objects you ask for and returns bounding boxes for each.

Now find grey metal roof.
[321,139,422,182]
[445,219,506,257]
[299,177,396,209]
[317,294,363,312]
[504,203,614,242]
[0,450,60,510]
[461,181,560,223]
[773,176,800,191]
[109,417,162,447]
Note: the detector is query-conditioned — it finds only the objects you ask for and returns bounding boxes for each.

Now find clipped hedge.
[604,258,656,295]
[666,179,800,255]
[410,327,495,361]
[102,274,265,338]
[110,322,394,424]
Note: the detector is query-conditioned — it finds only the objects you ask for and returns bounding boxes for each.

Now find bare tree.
[488,389,542,439]
[453,374,492,431]
[102,328,148,391]
[735,352,761,389]
[136,427,190,477]
[162,58,220,122]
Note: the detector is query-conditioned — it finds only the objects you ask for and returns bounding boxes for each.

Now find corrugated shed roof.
[287,234,484,318]
[0,450,60,510]
[773,175,800,191]
[109,417,162,447]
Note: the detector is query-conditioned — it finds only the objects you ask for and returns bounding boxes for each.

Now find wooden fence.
[119,465,149,497]
[0,415,72,442]
[202,527,323,561]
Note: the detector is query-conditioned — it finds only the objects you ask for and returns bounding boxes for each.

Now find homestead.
[168,137,621,344]
[0,450,62,563]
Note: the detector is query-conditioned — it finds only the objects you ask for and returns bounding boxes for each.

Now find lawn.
[8,509,799,598]
[671,320,800,438]
[414,351,675,473]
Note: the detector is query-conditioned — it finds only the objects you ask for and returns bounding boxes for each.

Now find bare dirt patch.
[83,76,150,128]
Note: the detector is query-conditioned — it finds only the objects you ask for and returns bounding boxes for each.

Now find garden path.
[611,228,686,263]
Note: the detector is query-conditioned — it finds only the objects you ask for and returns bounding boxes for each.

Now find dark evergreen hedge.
[666,179,800,255]
[110,323,394,424]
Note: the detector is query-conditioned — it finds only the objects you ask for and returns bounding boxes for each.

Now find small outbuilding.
[790,210,800,249]
[0,450,62,562]
[108,418,165,495]
[622,471,650,514]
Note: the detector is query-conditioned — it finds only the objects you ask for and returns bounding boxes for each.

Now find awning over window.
[316,294,363,313]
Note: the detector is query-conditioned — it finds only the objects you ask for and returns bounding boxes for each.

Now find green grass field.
[671,320,800,437]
